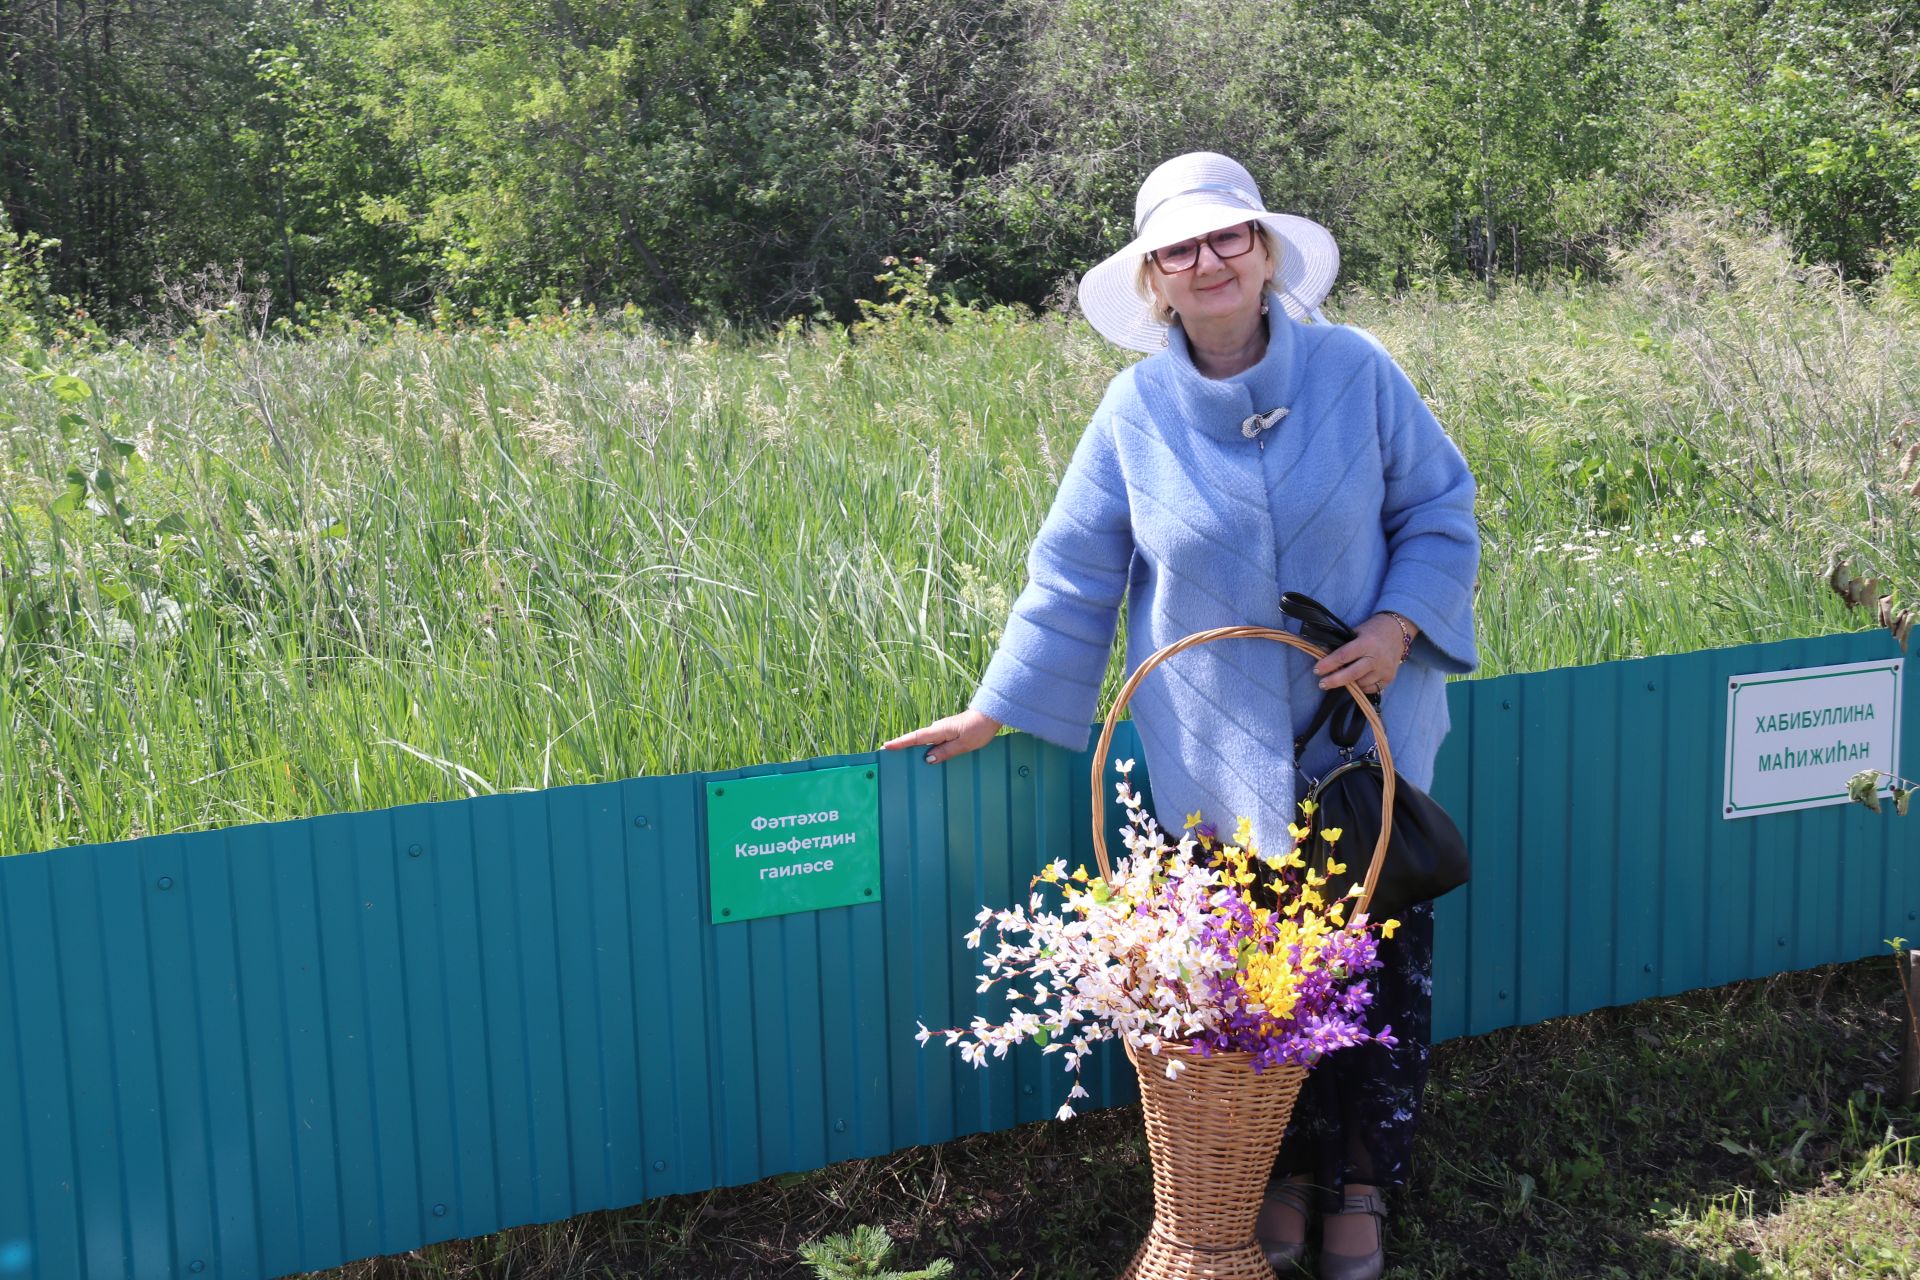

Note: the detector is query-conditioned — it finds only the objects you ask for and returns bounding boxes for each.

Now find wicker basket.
[1090,626,1396,1280]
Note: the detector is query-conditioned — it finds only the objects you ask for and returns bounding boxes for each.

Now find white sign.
[1724,658,1903,819]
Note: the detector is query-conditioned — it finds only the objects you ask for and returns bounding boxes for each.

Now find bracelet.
[1379,610,1414,666]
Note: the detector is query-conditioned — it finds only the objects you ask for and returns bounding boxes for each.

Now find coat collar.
[1142,293,1303,444]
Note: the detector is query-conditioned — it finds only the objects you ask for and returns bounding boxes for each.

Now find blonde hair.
[1133,222,1279,321]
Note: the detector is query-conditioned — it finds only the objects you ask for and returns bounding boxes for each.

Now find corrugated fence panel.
[1423,629,1917,1043]
[0,634,1915,1280]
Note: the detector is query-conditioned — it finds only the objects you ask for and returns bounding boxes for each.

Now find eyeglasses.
[1148,222,1257,273]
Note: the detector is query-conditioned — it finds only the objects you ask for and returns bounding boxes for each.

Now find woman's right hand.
[881,709,1003,765]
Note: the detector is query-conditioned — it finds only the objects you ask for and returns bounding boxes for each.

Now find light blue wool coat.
[968,298,1480,852]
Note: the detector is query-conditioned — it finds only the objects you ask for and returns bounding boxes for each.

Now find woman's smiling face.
[1145,221,1273,335]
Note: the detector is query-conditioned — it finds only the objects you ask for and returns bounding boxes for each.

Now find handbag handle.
[1088,625,1397,918]
[1280,591,1376,760]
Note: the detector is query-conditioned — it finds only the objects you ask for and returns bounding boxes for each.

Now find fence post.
[1901,950,1920,1107]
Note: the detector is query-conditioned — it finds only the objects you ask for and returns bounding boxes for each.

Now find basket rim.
[1123,1039,1313,1076]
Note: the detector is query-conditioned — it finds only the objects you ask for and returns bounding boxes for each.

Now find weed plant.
[0,214,1911,857]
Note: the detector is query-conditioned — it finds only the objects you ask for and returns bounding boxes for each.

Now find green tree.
[1320,0,1633,290]
[1612,0,1920,278]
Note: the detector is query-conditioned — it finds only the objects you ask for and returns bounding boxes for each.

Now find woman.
[883,152,1478,1280]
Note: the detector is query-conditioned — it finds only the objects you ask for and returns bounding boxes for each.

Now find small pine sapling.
[798,1224,954,1280]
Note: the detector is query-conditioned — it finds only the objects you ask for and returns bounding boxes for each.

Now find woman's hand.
[1312,613,1417,697]
[882,709,1003,765]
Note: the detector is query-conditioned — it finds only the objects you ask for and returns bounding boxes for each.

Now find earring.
[1259,301,1269,316]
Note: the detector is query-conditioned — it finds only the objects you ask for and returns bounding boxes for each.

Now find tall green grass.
[2,214,1913,855]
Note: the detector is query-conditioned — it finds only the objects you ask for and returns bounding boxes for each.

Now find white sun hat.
[1076,152,1339,353]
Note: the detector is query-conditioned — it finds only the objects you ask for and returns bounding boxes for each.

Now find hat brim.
[1077,207,1340,352]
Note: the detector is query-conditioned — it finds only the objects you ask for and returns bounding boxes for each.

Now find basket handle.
[1089,625,1397,919]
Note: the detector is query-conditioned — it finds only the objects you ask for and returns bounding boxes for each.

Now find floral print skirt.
[1270,898,1434,1210]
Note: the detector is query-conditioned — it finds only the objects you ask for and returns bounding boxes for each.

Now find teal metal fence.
[0,630,1914,1280]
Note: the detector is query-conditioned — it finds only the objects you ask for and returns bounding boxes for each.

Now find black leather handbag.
[1282,592,1471,920]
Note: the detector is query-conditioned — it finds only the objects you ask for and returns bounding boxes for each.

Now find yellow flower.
[1381,918,1401,939]
[1322,826,1344,844]
[1325,859,1347,876]
[1233,817,1255,848]
[1184,810,1203,830]
[1299,799,1318,816]
[1072,864,1089,883]
[1287,821,1309,842]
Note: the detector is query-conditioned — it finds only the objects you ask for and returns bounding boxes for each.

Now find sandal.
[1255,1176,1315,1273]
[1317,1187,1387,1280]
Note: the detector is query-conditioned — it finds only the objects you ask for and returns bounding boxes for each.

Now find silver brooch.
[1240,406,1289,439]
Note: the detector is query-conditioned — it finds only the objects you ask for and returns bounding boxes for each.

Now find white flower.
[1114,758,1135,773]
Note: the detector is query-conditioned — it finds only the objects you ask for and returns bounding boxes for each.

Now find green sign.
[706,765,882,923]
